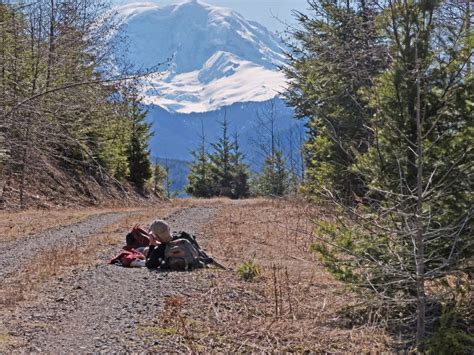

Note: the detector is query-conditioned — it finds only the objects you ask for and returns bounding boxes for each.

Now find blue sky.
[112,0,311,33]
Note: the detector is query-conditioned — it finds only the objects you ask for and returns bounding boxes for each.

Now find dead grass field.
[152,198,393,352]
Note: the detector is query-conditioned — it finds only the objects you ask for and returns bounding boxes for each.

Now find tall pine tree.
[209,115,235,198]
[283,0,387,202]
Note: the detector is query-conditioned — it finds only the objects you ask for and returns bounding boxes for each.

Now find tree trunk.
[414,38,426,351]
[46,0,55,89]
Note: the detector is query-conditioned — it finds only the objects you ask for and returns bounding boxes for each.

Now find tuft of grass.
[237,260,262,281]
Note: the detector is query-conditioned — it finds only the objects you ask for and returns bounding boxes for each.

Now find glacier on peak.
[115,0,287,113]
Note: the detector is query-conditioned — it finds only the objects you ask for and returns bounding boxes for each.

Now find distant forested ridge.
[0,1,155,208]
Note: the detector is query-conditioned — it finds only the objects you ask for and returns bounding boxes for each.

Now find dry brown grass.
[1,198,395,351]
[0,207,144,243]
[0,202,182,309]
[148,198,393,352]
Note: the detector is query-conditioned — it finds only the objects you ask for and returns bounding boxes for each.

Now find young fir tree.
[162,158,178,199]
[152,158,167,197]
[209,115,235,198]
[354,2,472,348]
[126,97,152,192]
[186,123,214,197]
[256,150,288,196]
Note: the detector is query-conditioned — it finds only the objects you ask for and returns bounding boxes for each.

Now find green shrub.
[237,260,261,281]
[426,305,474,355]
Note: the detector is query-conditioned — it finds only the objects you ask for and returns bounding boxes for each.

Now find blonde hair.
[150,219,172,243]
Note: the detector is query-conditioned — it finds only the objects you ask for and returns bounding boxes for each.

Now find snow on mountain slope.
[142,53,285,113]
[115,0,287,113]
[198,51,242,83]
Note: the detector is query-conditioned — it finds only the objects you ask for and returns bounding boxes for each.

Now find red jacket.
[110,247,145,267]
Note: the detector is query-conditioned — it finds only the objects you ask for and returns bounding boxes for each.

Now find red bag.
[110,248,145,267]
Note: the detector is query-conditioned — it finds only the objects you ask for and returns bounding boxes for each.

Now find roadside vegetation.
[283,0,473,351]
[141,199,391,352]
[184,0,473,351]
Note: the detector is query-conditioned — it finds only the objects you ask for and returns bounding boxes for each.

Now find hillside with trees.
[0,0,156,209]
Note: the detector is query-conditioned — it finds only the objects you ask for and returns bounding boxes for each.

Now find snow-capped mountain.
[115,0,287,113]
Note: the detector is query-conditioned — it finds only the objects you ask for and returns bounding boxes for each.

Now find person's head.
[150,219,172,243]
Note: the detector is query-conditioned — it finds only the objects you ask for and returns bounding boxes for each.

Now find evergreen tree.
[352,4,472,348]
[186,123,214,197]
[249,99,291,197]
[0,1,157,207]
[256,150,288,196]
[293,1,473,350]
[152,158,167,197]
[283,0,387,202]
[126,97,152,192]
[209,115,235,197]
[186,119,250,199]
[162,158,178,199]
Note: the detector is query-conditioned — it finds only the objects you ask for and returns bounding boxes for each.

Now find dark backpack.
[146,231,213,270]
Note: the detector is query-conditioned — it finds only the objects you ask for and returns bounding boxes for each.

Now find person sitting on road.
[111,224,154,268]
[125,225,151,253]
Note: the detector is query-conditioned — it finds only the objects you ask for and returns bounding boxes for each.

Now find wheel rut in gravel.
[2,205,218,353]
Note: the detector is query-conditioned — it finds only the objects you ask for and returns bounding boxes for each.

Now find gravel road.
[2,205,219,353]
[0,212,131,280]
